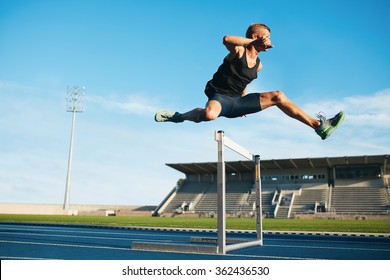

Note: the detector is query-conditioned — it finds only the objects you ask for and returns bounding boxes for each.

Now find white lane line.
[0,231,138,241]
[0,256,62,260]
[0,240,131,251]
[229,253,322,260]
[0,226,199,239]
[0,231,179,244]
[265,244,390,252]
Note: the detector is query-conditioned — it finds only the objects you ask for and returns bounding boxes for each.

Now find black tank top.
[205,51,260,97]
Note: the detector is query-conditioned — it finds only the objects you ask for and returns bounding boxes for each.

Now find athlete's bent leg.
[259,90,320,128]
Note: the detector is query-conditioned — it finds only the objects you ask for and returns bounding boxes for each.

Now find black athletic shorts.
[207,92,262,118]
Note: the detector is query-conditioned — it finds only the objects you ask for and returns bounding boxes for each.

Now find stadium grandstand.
[154,154,390,219]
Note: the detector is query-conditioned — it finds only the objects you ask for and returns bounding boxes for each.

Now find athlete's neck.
[246,45,259,59]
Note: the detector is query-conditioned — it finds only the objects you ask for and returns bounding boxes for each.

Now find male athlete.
[155,23,344,140]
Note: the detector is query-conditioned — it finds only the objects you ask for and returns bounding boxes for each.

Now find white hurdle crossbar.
[218,131,254,161]
[131,130,263,255]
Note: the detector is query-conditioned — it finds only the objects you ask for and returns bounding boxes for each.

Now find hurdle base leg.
[131,241,218,254]
[190,236,260,245]
[191,237,263,251]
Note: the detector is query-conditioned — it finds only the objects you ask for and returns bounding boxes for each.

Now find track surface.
[1,223,389,260]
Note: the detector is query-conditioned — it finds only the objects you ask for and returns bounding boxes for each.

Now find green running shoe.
[154,109,183,123]
[315,111,345,140]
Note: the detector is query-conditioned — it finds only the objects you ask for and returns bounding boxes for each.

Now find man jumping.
[155,23,344,140]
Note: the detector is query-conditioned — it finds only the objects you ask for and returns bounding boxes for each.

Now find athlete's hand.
[261,36,273,50]
[256,36,273,51]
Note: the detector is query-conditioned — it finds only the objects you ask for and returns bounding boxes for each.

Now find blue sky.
[1,0,389,206]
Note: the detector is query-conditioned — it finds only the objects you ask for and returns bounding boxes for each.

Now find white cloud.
[303,88,390,129]
[344,89,390,111]
[0,80,35,92]
[88,93,159,116]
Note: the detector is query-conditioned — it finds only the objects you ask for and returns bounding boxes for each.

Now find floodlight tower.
[64,85,85,210]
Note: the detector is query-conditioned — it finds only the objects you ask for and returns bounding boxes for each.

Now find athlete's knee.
[272,90,288,105]
[204,107,219,121]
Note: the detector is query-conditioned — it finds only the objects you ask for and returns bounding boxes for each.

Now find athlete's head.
[246,23,271,39]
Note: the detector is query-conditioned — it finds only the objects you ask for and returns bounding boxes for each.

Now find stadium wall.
[0,203,156,216]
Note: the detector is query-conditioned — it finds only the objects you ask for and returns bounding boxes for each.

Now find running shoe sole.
[319,111,345,140]
[154,109,182,123]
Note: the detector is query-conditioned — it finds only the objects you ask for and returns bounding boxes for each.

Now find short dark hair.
[246,23,271,38]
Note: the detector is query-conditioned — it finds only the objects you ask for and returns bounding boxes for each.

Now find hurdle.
[131,130,263,254]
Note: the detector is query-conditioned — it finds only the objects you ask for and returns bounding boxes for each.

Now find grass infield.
[0,214,389,233]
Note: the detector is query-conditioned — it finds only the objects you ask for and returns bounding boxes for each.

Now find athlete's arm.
[223,35,273,56]
[223,36,254,54]
[241,87,247,97]
[257,61,263,72]
[223,36,254,49]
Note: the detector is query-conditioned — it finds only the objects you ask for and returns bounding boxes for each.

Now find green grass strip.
[1,214,389,233]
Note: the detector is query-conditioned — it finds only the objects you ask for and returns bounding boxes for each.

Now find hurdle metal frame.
[214,130,263,254]
[131,130,263,254]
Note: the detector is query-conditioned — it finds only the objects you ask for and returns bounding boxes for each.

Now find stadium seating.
[291,185,328,215]
[331,185,390,214]
[158,178,390,218]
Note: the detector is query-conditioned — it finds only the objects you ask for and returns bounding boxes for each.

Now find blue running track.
[0,223,389,260]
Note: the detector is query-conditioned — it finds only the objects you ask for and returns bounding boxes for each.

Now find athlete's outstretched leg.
[155,100,222,123]
[259,90,344,140]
